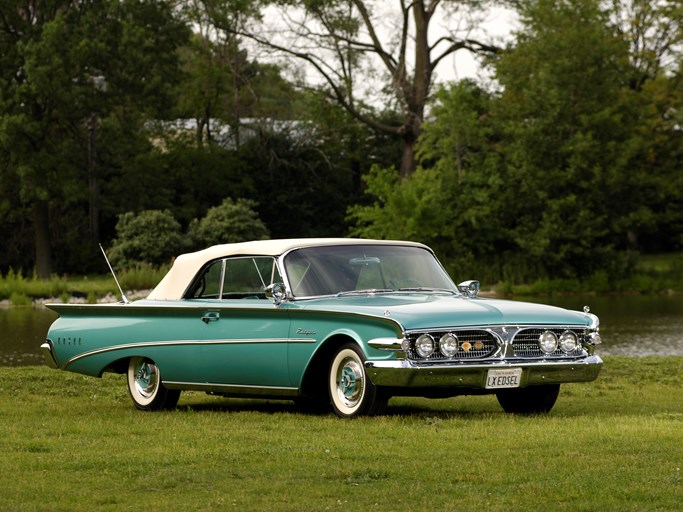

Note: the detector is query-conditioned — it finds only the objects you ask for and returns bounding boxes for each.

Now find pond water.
[522,294,683,357]
[1,306,58,366]
[1,294,682,366]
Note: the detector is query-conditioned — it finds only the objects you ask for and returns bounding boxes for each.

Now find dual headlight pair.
[539,330,581,354]
[412,333,482,358]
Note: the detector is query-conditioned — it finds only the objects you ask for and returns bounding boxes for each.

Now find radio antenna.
[99,243,129,304]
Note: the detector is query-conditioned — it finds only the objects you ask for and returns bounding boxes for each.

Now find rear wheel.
[328,343,386,418]
[127,357,180,411]
[496,384,560,414]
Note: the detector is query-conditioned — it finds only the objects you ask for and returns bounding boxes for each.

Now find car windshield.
[282,244,457,297]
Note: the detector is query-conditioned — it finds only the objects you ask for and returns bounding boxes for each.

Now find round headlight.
[439,333,459,357]
[415,334,435,358]
[559,331,579,353]
[538,331,558,354]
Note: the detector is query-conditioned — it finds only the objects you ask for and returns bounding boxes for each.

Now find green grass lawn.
[1,356,681,511]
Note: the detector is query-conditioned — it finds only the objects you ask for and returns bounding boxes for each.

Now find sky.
[443,6,518,82]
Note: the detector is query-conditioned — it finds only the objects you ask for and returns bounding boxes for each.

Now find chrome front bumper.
[365,355,603,389]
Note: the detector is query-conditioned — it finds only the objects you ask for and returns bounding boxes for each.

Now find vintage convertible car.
[42,238,603,417]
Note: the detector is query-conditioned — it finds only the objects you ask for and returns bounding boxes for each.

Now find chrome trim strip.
[163,381,298,397]
[368,337,405,350]
[404,324,590,336]
[46,302,289,312]
[63,338,316,369]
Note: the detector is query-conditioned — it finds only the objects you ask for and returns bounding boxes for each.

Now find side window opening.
[186,259,224,299]
[186,257,282,300]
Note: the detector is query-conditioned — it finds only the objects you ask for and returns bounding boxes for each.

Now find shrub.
[9,292,31,306]
[109,210,184,268]
[189,198,269,249]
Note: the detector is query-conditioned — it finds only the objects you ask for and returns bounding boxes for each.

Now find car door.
[186,256,292,389]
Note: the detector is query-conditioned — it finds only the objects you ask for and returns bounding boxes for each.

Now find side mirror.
[265,283,287,306]
[457,280,480,298]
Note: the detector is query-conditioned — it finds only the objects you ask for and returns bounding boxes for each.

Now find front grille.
[512,328,587,358]
[406,329,498,361]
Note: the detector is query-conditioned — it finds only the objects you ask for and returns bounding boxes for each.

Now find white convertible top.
[147,238,428,300]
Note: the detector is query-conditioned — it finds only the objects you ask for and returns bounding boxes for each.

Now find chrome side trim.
[62,338,316,369]
[404,324,590,337]
[368,337,405,350]
[163,380,298,398]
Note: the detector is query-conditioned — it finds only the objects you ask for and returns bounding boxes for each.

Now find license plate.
[486,368,523,389]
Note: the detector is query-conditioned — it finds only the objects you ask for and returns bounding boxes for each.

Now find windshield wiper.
[396,287,457,295]
[337,288,394,296]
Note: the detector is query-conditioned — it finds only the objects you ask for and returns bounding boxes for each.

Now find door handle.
[201,311,220,324]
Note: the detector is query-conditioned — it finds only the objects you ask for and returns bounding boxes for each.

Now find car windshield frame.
[281,244,457,299]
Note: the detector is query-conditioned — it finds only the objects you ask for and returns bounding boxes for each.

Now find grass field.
[1,356,681,511]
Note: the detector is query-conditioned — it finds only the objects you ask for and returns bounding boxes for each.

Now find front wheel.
[328,344,386,418]
[127,357,180,411]
[496,384,560,414]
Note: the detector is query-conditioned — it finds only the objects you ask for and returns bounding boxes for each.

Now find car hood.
[287,293,591,330]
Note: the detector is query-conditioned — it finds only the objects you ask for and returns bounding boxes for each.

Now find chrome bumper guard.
[40,340,61,370]
[365,355,603,389]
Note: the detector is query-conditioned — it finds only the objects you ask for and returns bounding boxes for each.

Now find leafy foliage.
[492,0,634,279]
[0,0,190,276]
[109,210,184,267]
[349,0,683,284]
[348,81,509,281]
[189,197,270,249]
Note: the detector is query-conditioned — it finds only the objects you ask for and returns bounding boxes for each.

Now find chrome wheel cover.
[134,359,159,398]
[335,355,364,408]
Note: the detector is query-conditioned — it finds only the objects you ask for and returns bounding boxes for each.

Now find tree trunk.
[33,201,52,278]
[399,138,417,178]
[398,113,420,178]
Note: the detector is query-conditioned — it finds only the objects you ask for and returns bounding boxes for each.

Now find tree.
[349,0,683,282]
[492,0,646,279]
[0,1,189,276]
[109,210,185,267]
[608,0,683,90]
[348,81,507,280]
[176,0,299,146]
[221,0,500,176]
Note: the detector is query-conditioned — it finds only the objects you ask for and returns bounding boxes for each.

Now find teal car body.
[42,239,603,417]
